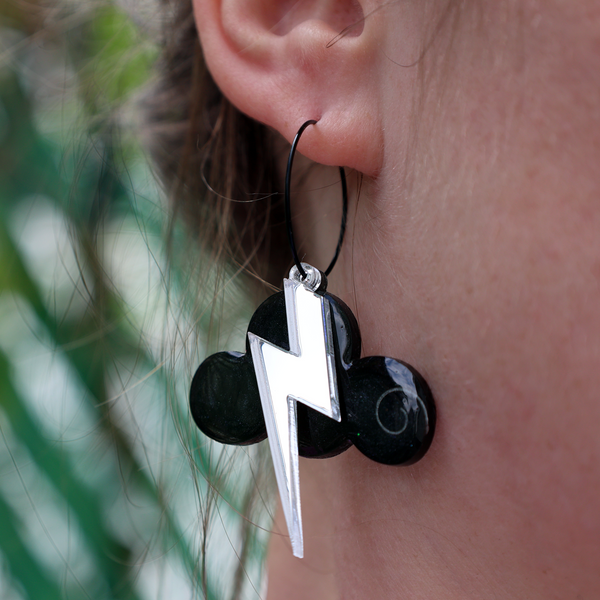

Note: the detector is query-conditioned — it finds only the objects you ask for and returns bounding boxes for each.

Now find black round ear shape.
[343,357,436,465]
[189,351,266,445]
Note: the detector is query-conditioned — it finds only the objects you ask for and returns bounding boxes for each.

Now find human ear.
[192,0,383,175]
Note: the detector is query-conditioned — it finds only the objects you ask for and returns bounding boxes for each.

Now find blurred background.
[0,1,272,598]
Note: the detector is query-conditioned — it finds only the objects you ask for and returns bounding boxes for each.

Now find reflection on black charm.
[189,264,436,557]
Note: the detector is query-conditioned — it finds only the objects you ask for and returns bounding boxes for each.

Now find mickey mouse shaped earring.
[189,120,436,558]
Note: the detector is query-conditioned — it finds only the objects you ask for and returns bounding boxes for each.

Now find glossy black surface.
[189,350,266,445]
[343,357,436,465]
[189,288,436,465]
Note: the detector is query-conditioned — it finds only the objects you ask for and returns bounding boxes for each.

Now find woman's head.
[155,0,600,596]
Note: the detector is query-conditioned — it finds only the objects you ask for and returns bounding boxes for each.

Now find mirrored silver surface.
[248,272,340,558]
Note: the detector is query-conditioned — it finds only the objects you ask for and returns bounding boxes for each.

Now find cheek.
[329,183,599,597]
[348,147,600,587]
[334,68,600,583]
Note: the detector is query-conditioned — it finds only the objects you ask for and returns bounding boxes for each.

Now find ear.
[193,0,383,175]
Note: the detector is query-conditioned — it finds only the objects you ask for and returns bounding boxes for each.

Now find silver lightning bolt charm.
[248,264,340,558]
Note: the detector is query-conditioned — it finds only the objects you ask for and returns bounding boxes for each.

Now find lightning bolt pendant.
[248,265,340,558]
[190,264,436,559]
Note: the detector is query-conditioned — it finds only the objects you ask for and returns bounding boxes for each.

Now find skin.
[193,0,600,597]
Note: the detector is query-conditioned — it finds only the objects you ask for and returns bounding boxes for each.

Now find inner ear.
[268,0,365,37]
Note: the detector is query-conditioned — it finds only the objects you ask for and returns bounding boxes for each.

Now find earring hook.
[285,120,348,280]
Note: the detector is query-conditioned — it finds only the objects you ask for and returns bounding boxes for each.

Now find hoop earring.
[189,120,436,559]
[285,119,348,279]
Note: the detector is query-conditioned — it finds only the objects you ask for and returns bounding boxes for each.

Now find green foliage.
[91,6,158,103]
[0,2,270,599]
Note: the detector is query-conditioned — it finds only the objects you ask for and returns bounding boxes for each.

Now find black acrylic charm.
[189,284,436,466]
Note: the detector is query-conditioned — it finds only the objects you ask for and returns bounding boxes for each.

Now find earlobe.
[193,0,383,175]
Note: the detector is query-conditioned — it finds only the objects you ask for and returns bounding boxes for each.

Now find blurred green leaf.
[0,492,64,600]
[68,4,159,109]
[0,351,141,600]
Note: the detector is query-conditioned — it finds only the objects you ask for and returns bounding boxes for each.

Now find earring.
[189,120,436,558]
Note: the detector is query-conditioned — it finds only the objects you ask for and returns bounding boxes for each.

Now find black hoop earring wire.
[285,120,348,280]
